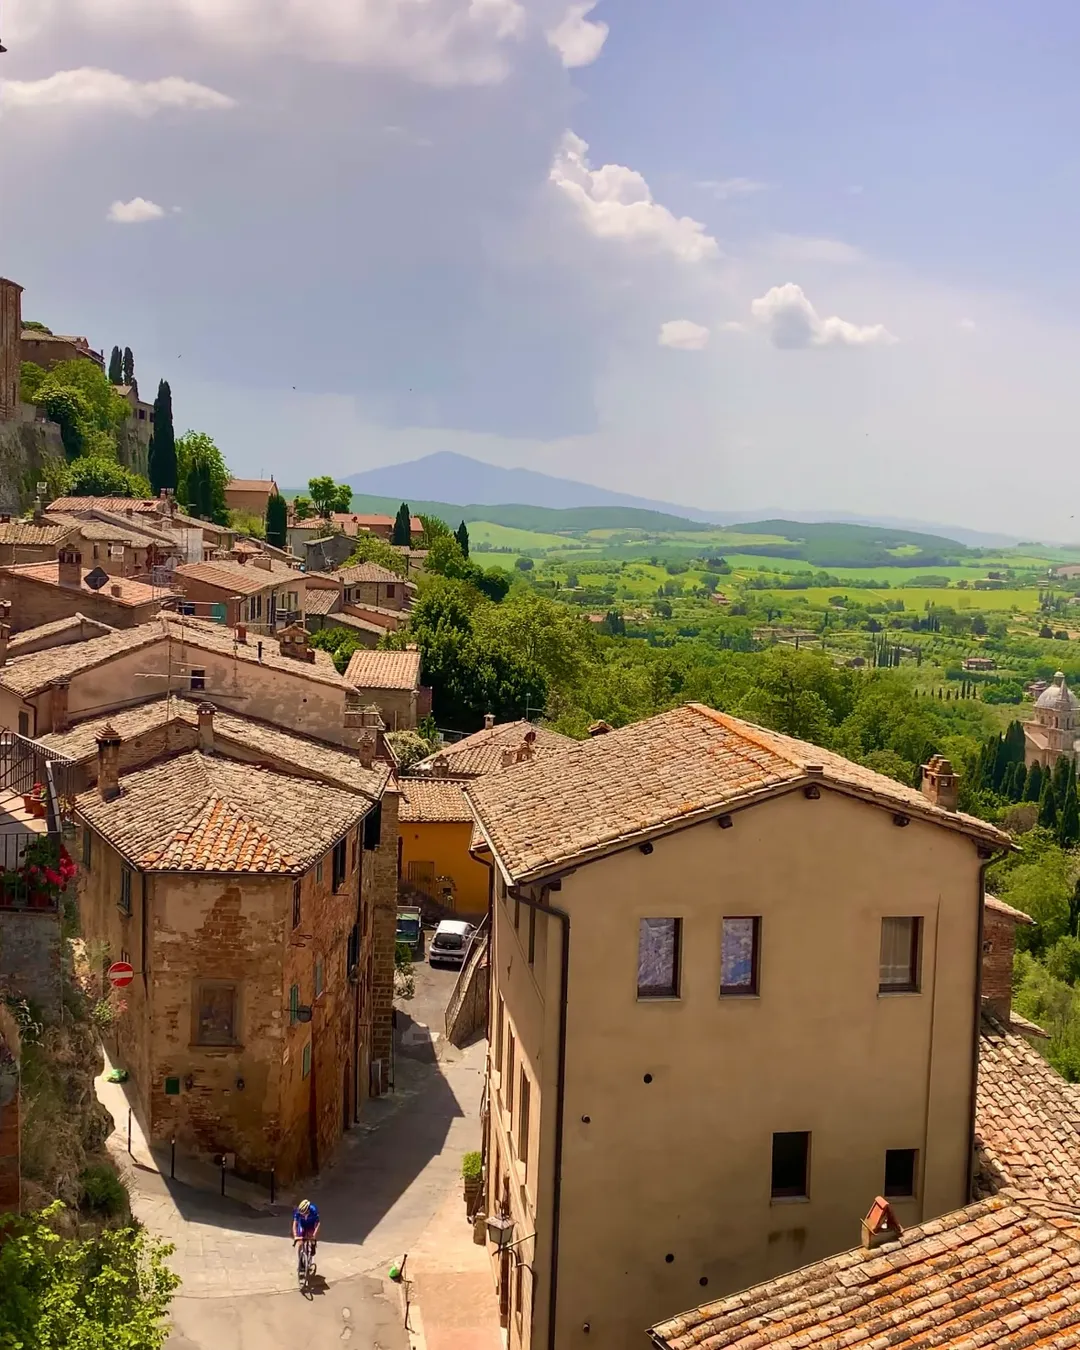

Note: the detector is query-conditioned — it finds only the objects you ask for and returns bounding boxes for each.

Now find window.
[195,981,239,1046]
[771,1131,810,1199]
[82,826,92,869]
[506,1034,516,1120]
[315,958,325,998]
[292,880,301,929]
[332,838,347,893]
[17,711,29,737]
[386,584,396,600]
[363,801,383,850]
[302,1042,311,1078]
[720,917,760,996]
[190,667,206,692]
[514,1256,523,1325]
[637,918,681,999]
[884,1149,917,1198]
[350,833,358,873]
[879,917,922,993]
[119,867,132,916]
[289,983,299,1023]
[347,923,359,973]
[517,1071,531,1169]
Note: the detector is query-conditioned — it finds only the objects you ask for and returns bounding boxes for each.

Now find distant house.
[342,647,428,730]
[1055,564,1080,580]
[173,555,304,631]
[20,329,104,372]
[0,516,76,567]
[224,478,278,518]
[109,381,155,448]
[962,656,995,671]
[330,513,424,545]
[0,551,169,633]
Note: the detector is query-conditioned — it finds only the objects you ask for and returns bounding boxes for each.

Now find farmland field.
[755,585,1041,612]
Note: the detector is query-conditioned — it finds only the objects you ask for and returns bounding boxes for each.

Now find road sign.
[107,961,135,988]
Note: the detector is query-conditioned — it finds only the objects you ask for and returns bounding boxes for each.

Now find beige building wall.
[487,787,986,1350]
[0,572,162,632]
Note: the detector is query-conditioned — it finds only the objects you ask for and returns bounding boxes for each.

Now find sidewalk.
[403,1187,503,1350]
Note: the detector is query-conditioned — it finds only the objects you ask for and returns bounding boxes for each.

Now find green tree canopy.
[307,476,352,518]
[123,346,134,386]
[148,380,177,496]
[455,520,470,558]
[392,502,412,547]
[418,513,451,547]
[175,430,229,524]
[265,490,288,548]
[108,346,123,385]
[66,457,151,499]
[345,533,408,576]
[292,495,314,520]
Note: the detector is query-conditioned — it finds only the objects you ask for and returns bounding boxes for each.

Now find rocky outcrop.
[0,418,67,513]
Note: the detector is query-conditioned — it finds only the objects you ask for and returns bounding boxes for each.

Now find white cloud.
[958,317,977,332]
[0,68,236,115]
[750,283,896,349]
[107,197,166,224]
[25,0,530,87]
[698,177,768,201]
[546,3,608,67]
[767,235,865,265]
[658,319,709,351]
[550,132,720,263]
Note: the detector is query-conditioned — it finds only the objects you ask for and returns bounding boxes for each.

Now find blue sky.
[3,1,1080,537]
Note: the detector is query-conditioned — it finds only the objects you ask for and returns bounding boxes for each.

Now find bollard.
[220,1159,226,1197]
[270,1166,275,1204]
[170,1137,176,1179]
[127,1107,132,1156]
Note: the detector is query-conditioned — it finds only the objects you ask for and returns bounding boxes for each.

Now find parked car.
[396,906,424,958]
[429,919,474,967]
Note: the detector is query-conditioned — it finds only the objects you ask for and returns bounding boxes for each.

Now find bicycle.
[295,1236,316,1288]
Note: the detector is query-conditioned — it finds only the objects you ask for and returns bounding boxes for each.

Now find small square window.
[190,667,206,692]
[884,1148,917,1198]
[879,917,922,993]
[164,1076,180,1096]
[292,880,301,929]
[118,867,132,916]
[771,1131,810,1199]
[720,917,760,996]
[637,918,681,999]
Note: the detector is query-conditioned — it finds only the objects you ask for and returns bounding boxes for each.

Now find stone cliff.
[0,418,67,513]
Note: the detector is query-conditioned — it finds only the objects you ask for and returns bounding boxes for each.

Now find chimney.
[32,500,43,524]
[358,733,376,769]
[432,753,449,778]
[278,625,313,663]
[197,702,216,753]
[500,747,515,769]
[235,623,247,644]
[49,680,70,734]
[861,1197,903,1250]
[588,720,613,737]
[982,895,1035,1024]
[253,555,271,571]
[109,583,122,598]
[57,547,82,589]
[484,712,495,731]
[95,724,122,801]
[921,755,959,811]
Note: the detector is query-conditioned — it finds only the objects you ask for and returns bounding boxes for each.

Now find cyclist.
[292,1198,320,1271]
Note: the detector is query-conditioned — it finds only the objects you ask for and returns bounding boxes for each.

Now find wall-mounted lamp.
[486,1213,515,1250]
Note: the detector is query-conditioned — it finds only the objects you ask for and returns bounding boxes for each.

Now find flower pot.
[463,1175,482,1215]
[28,890,54,909]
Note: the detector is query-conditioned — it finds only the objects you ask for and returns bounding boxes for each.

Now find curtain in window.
[637,918,678,996]
[880,917,915,986]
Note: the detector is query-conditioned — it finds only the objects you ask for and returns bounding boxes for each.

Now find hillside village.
[6,278,1080,1347]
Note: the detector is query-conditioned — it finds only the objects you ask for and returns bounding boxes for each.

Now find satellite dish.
[83,566,110,591]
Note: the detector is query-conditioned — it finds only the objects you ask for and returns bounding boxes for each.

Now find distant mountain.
[336,451,1020,550]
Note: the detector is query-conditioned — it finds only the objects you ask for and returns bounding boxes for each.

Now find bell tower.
[0,277,23,423]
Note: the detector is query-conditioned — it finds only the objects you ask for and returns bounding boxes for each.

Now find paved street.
[98,959,482,1348]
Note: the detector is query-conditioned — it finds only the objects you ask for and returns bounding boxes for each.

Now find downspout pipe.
[509,884,569,1350]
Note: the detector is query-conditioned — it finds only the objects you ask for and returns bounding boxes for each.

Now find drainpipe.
[508,883,569,1350]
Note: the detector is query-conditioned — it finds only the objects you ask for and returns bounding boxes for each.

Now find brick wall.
[0,573,161,633]
[350,685,417,731]
[0,908,61,1020]
[982,904,1022,1022]
[370,789,400,1088]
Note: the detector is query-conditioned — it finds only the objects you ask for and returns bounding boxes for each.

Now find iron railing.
[0,731,75,804]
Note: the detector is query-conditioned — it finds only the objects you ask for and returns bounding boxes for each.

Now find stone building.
[465,704,1010,1350]
[20,329,104,373]
[69,705,397,1181]
[224,478,278,518]
[0,516,76,567]
[335,562,416,612]
[0,554,169,633]
[0,278,22,423]
[1022,669,1079,772]
[173,556,304,631]
[342,648,428,730]
[110,382,155,450]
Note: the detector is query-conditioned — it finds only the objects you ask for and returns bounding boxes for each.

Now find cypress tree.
[123,346,134,386]
[1054,753,1073,810]
[392,502,412,547]
[108,346,123,384]
[1000,762,1017,801]
[265,491,287,549]
[1039,777,1059,830]
[455,520,470,558]
[1025,761,1044,803]
[1060,774,1080,848]
[1012,762,1027,802]
[148,379,177,496]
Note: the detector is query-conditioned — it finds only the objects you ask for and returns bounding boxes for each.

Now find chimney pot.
[49,680,70,733]
[57,547,82,589]
[197,701,216,753]
[32,501,43,524]
[109,583,122,598]
[484,712,495,731]
[921,756,959,811]
[95,723,122,801]
[235,623,247,644]
[588,720,613,737]
[358,733,376,769]
[861,1197,903,1250]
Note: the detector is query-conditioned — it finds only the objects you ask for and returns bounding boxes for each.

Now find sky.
[3,1,1080,538]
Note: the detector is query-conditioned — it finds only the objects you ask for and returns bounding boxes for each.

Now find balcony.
[0,734,75,913]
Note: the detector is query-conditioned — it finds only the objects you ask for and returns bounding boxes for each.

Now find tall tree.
[265,490,288,548]
[108,345,123,385]
[176,431,230,524]
[307,475,352,518]
[122,346,134,386]
[392,502,412,547]
[148,379,177,496]
[1039,777,1059,831]
[1012,762,1028,803]
[455,520,470,558]
[1024,760,1044,803]
[1060,774,1080,849]
[1053,753,1073,810]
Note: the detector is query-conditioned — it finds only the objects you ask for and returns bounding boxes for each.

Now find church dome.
[1036,671,1079,711]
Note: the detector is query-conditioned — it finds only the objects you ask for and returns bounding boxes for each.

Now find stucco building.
[0,553,169,633]
[1023,669,1080,772]
[464,705,1009,1350]
[224,478,278,518]
[173,556,304,631]
[68,704,397,1181]
[330,513,424,544]
[335,562,416,612]
[21,329,104,372]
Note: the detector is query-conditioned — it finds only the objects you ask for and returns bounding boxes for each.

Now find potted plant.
[462,1150,483,1217]
[22,783,47,819]
[10,837,76,908]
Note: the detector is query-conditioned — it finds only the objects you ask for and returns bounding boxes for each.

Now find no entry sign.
[107,961,135,989]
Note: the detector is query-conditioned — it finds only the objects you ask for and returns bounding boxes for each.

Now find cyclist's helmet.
[298,1199,311,1214]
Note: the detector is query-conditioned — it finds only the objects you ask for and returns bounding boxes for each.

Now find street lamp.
[486,1213,514,1249]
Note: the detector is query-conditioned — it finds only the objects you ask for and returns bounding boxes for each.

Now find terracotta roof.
[400,779,473,824]
[47,497,164,516]
[313,612,385,638]
[466,704,1010,884]
[0,613,352,698]
[227,479,277,493]
[0,520,74,547]
[39,696,389,801]
[75,751,367,873]
[0,562,167,608]
[303,588,341,617]
[174,558,299,596]
[330,513,423,535]
[415,720,574,778]
[343,648,422,690]
[8,613,114,655]
[337,562,414,586]
[649,1192,1080,1350]
[302,572,344,591]
[984,892,1036,925]
[975,1014,1080,1205]
[46,512,177,548]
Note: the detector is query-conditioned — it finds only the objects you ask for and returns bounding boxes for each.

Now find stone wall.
[982,902,1025,1022]
[0,908,62,1020]
[0,420,67,514]
[0,573,161,634]
[370,789,400,1088]
[0,1003,20,1215]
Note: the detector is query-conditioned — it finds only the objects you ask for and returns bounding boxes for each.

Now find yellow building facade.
[399,779,490,917]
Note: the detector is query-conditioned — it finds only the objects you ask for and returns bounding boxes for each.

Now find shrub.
[78,1164,127,1216]
[461,1150,482,1181]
